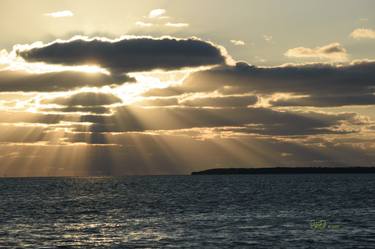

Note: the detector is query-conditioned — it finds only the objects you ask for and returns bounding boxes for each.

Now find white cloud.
[263,35,273,42]
[44,10,74,18]
[284,42,348,62]
[135,21,154,27]
[165,22,189,28]
[148,9,166,18]
[230,40,246,46]
[350,28,375,39]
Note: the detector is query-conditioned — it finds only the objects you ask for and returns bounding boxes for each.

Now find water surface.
[0,175,374,248]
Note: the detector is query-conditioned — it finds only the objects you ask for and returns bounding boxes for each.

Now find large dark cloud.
[0,70,132,92]
[41,92,122,106]
[18,37,227,74]
[144,61,375,107]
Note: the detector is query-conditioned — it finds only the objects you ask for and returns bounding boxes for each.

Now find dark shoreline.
[191,167,375,175]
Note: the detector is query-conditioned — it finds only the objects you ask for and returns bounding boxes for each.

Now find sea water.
[0,175,374,248]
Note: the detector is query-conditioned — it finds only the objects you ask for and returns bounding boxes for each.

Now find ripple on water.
[0,175,374,248]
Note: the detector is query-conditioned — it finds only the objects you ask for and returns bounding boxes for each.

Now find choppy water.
[0,175,374,248]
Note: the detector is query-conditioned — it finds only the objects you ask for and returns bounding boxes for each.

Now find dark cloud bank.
[18,37,227,74]
[146,61,375,107]
[41,92,122,106]
[0,70,132,92]
[3,36,227,92]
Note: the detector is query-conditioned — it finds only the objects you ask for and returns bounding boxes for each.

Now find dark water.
[0,175,374,248]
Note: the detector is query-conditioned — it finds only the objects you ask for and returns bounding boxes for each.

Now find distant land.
[191,167,375,175]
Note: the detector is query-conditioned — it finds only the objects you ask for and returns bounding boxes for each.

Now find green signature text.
[310,220,341,231]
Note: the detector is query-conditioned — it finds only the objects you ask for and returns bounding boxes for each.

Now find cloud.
[18,36,228,74]
[44,10,74,18]
[0,69,132,92]
[143,87,184,97]
[0,110,66,124]
[350,28,375,39]
[4,34,375,175]
[144,60,375,107]
[285,43,348,61]
[138,95,258,107]
[263,35,273,42]
[133,97,179,107]
[79,106,358,136]
[270,94,375,107]
[165,22,189,28]
[135,21,154,27]
[148,9,166,18]
[39,106,111,114]
[41,92,122,106]
[179,95,258,107]
[230,40,246,46]
[3,103,359,138]
[135,95,258,108]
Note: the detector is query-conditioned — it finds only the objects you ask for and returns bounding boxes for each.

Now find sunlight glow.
[0,49,109,74]
[115,70,193,104]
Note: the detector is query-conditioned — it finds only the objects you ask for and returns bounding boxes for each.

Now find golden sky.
[1,0,375,176]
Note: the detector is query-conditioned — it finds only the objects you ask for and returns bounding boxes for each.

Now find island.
[191,167,375,175]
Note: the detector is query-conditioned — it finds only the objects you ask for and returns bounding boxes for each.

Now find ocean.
[0,175,374,248]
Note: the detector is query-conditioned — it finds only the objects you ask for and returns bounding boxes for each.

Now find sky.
[1,0,375,176]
